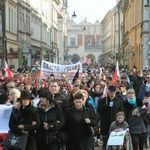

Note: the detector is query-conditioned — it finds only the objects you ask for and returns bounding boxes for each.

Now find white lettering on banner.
[43,62,59,72]
[40,60,82,80]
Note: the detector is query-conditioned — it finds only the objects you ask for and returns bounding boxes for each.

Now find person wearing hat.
[97,85,123,150]
[36,88,65,150]
[8,90,40,150]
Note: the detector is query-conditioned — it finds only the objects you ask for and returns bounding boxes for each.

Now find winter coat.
[89,89,102,109]
[132,75,145,98]
[97,96,123,135]
[9,105,40,150]
[52,91,69,114]
[124,100,147,135]
[87,96,96,112]
[139,80,150,100]
[36,102,65,144]
[109,120,129,134]
[65,105,97,150]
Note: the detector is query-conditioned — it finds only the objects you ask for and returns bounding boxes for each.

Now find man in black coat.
[48,79,69,150]
[132,69,146,98]
[48,79,69,114]
[97,85,123,150]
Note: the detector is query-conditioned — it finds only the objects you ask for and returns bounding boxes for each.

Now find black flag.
[72,69,79,84]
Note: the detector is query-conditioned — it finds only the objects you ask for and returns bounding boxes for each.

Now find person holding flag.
[97,85,123,150]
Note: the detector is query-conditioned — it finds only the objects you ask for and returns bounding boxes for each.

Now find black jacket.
[52,91,69,114]
[65,106,97,150]
[133,75,145,98]
[36,102,65,144]
[97,96,123,135]
[124,99,147,134]
[9,105,40,150]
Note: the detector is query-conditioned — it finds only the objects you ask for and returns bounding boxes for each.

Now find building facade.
[0,0,62,69]
[58,0,68,64]
[5,0,18,68]
[67,18,103,64]
[123,0,142,70]
[101,8,117,65]
[0,1,3,65]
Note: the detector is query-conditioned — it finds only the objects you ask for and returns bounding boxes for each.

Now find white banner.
[0,99,40,133]
[40,60,82,80]
[0,105,13,133]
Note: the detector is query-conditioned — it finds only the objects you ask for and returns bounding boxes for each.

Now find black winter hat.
[19,90,33,100]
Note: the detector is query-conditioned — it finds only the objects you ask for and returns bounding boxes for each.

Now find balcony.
[84,45,102,52]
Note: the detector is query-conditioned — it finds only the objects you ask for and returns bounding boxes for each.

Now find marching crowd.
[0,64,150,150]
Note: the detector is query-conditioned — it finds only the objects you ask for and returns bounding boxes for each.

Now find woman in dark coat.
[65,93,97,150]
[124,89,147,150]
[36,88,65,150]
[9,90,40,150]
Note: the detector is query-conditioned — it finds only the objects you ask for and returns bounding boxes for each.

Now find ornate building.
[67,18,103,64]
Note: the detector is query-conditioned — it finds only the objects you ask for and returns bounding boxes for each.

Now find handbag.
[56,130,68,143]
[4,130,28,150]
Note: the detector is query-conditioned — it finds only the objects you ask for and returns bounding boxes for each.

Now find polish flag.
[112,61,120,84]
[102,84,107,99]
[141,105,147,110]
[4,60,13,78]
[83,57,91,65]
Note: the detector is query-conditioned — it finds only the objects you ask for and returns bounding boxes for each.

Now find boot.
[132,143,138,150]
[102,136,108,150]
[145,138,149,148]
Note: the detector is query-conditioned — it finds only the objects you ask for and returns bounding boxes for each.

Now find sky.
[68,0,117,23]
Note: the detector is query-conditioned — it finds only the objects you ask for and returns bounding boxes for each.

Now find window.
[14,12,16,33]
[70,37,76,46]
[8,8,10,31]
[25,15,29,33]
[20,12,22,30]
[0,15,2,35]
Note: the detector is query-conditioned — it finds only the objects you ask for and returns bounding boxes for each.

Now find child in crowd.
[108,111,129,150]
[109,111,129,134]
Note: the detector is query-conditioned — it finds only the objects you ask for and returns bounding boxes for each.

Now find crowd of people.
[0,63,150,150]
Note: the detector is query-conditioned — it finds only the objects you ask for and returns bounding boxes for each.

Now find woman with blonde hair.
[5,88,21,105]
[8,91,40,150]
[124,89,147,150]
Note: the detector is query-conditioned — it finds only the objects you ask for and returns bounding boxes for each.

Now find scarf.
[127,97,136,106]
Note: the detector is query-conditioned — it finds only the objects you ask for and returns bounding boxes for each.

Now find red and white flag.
[4,60,13,78]
[102,84,107,99]
[112,61,120,84]
[83,57,91,65]
[141,105,147,110]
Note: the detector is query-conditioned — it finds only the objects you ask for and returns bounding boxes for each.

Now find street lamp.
[72,11,77,18]
[145,0,150,68]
